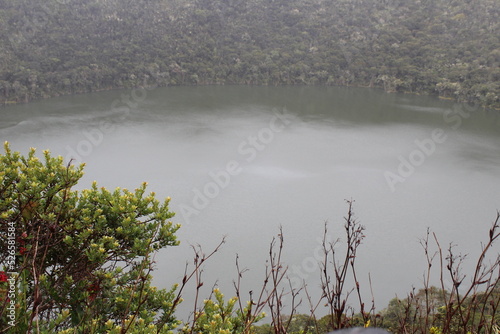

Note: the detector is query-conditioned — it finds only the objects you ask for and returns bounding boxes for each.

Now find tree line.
[0,0,498,108]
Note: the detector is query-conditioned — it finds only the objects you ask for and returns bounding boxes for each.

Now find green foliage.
[0,0,498,108]
[180,288,265,334]
[0,142,181,333]
[379,286,500,333]
[280,314,325,334]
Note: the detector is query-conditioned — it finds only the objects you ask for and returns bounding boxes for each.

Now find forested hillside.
[0,0,498,108]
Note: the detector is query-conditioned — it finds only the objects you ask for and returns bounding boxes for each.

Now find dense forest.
[0,0,499,108]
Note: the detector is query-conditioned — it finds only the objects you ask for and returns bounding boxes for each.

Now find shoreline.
[1,82,496,111]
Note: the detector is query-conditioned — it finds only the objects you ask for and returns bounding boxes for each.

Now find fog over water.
[1,85,499,315]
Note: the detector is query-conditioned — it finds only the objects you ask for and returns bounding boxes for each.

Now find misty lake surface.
[1,85,500,313]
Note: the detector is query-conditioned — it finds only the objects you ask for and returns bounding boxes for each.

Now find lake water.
[1,85,499,316]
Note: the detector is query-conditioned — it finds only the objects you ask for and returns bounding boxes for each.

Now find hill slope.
[0,0,498,108]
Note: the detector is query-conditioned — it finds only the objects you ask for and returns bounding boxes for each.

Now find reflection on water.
[1,86,499,314]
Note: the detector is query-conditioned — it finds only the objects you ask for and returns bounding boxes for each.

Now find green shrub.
[0,142,181,333]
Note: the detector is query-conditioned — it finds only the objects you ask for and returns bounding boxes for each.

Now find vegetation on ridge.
[0,0,498,108]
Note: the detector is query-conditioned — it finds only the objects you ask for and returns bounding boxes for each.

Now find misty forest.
[0,0,498,108]
[0,0,500,334]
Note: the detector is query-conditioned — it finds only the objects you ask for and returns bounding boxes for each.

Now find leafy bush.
[0,142,181,333]
[180,288,265,334]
